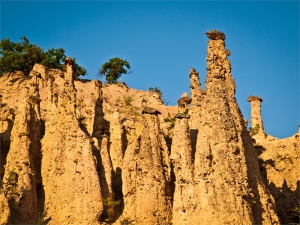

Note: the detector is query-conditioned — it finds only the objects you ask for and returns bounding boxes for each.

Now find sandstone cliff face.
[170,116,193,224]
[40,58,103,224]
[122,111,172,224]
[0,71,42,224]
[2,84,39,224]
[0,30,297,225]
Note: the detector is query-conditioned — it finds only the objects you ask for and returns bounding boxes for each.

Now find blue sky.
[1,1,299,138]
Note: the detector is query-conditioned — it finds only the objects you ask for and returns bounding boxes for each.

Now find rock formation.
[171,30,279,225]
[1,76,40,224]
[122,110,173,224]
[248,95,300,224]
[170,116,193,224]
[1,30,298,225]
[41,58,103,224]
[109,110,124,199]
[247,95,265,136]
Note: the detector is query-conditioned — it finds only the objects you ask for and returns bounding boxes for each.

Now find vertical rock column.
[189,68,202,128]
[91,81,113,201]
[3,77,40,224]
[181,30,279,225]
[122,108,172,224]
[0,96,14,180]
[41,57,103,225]
[189,69,201,159]
[109,111,124,198]
[247,95,265,135]
[171,114,193,225]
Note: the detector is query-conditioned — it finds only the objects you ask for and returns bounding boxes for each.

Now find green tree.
[99,57,131,83]
[41,48,65,70]
[0,36,86,77]
[0,36,43,76]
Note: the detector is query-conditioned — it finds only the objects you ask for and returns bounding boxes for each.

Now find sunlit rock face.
[0,30,291,225]
[122,111,173,224]
[41,58,103,225]
[2,78,39,224]
[171,30,279,225]
[248,95,300,224]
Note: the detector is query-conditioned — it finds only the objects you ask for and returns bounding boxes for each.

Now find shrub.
[103,197,121,222]
[0,169,19,198]
[164,113,175,130]
[35,213,45,225]
[123,95,133,106]
[249,124,260,136]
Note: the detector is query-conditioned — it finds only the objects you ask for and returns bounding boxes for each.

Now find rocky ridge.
[0,30,298,225]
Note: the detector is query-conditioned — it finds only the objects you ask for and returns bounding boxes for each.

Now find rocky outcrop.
[1,73,41,224]
[2,30,298,225]
[248,96,300,224]
[170,116,193,224]
[41,58,103,224]
[109,110,124,199]
[0,101,14,181]
[122,111,172,224]
[171,30,279,224]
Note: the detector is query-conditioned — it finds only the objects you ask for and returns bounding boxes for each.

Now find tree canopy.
[0,36,86,77]
[99,57,131,83]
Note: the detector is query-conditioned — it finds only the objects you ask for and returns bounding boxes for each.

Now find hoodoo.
[2,30,298,224]
[171,30,279,224]
[247,95,300,224]
[247,95,265,136]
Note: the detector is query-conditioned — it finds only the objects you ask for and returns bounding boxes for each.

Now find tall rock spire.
[205,30,235,98]
[247,95,265,135]
[174,30,279,224]
[171,115,194,225]
[2,76,40,224]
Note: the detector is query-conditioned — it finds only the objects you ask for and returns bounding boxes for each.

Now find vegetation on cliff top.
[99,57,131,83]
[0,36,86,77]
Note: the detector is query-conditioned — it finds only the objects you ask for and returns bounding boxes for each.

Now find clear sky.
[1,1,299,138]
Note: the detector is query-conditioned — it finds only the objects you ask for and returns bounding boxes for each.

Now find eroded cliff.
[0,30,298,225]
[248,96,300,224]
